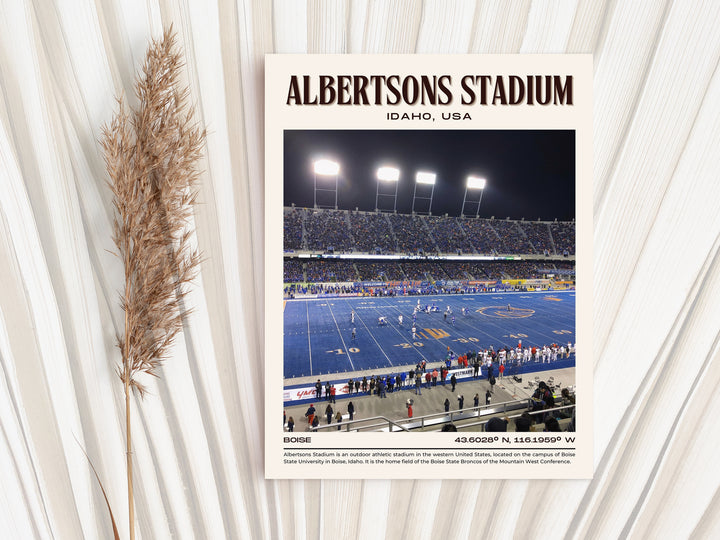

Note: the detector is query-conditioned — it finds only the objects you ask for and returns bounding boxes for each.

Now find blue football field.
[283,290,575,380]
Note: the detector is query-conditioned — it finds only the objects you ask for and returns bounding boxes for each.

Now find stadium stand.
[388,213,438,254]
[355,261,405,281]
[286,207,574,257]
[282,207,575,284]
[425,215,475,254]
[550,221,575,256]
[348,211,397,253]
[457,218,501,255]
[553,261,576,272]
[398,261,442,280]
[304,209,355,252]
[520,221,554,254]
[283,207,304,251]
[304,259,357,282]
[283,258,304,282]
[283,259,574,284]
[432,261,474,280]
[491,219,534,254]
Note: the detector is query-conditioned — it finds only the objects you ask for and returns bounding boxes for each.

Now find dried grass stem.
[101,27,204,540]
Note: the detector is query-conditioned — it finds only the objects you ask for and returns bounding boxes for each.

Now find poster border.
[265,54,593,479]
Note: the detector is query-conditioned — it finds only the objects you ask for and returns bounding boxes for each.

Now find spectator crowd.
[284,207,575,256]
[284,259,574,285]
[285,350,576,433]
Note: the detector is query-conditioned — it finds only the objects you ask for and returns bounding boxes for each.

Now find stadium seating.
[550,222,575,255]
[283,207,304,251]
[425,215,475,254]
[283,207,575,283]
[348,211,397,253]
[304,209,354,252]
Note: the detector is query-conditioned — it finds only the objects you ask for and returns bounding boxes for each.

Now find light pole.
[313,159,340,209]
[412,171,436,215]
[462,176,486,218]
[375,166,400,212]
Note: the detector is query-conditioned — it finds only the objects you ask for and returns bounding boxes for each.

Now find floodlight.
[313,159,339,209]
[377,167,400,182]
[412,171,436,214]
[313,159,340,176]
[375,167,400,211]
[416,171,436,185]
[461,177,487,218]
[466,176,486,190]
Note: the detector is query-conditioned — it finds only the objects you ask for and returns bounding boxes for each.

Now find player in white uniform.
[398,314,403,325]
[412,325,417,339]
[351,311,355,323]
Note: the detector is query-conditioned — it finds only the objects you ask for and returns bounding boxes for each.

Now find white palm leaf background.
[1,1,720,539]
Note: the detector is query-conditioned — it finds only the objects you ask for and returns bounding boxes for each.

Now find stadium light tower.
[412,171,436,215]
[313,159,340,209]
[461,176,487,218]
[375,166,400,212]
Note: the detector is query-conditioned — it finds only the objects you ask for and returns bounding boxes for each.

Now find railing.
[310,401,575,433]
[436,403,576,432]
[311,414,410,432]
[403,397,531,431]
[311,397,533,432]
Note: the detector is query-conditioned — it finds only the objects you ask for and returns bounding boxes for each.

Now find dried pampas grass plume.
[101,27,204,540]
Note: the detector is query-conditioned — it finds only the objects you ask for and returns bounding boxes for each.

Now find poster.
[266,54,592,479]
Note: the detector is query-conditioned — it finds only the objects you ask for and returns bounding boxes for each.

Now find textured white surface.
[0,1,719,538]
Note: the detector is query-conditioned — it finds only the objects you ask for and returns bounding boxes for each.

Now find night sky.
[284,130,575,221]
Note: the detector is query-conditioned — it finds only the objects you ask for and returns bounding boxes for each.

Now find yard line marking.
[344,299,394,365]
[284,291,575,378]
[326,301,355,371]
[306,301,313,375]
[452,300,529,349]
[372,299,430,363]
[454,294,575,350]
[384,300,456,350]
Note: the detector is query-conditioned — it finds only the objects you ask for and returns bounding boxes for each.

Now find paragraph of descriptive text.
[283,449,576,466]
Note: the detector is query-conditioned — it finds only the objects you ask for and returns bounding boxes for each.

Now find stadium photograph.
[282,130,577,434]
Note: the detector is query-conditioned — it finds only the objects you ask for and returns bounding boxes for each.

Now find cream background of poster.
[265,53,593,480]
[0,1,719,538]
